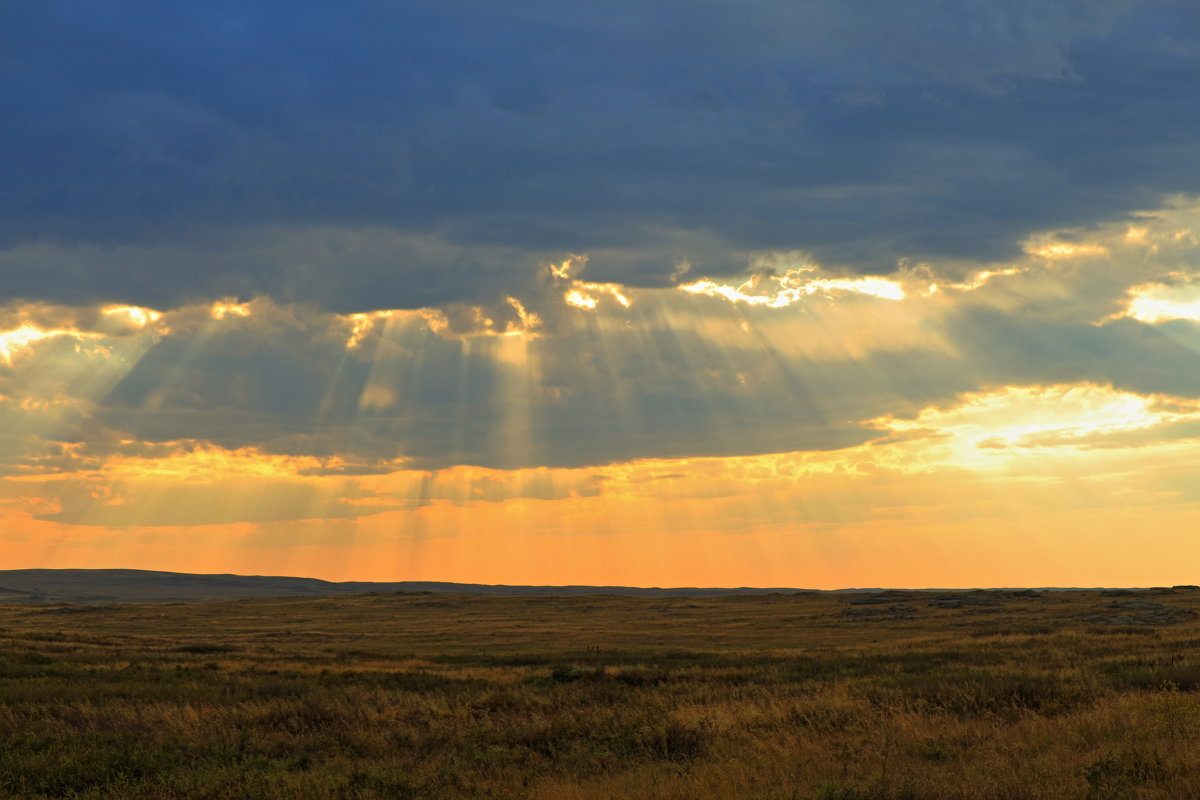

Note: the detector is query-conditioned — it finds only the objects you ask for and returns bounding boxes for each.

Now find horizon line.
[3,567,1197,594]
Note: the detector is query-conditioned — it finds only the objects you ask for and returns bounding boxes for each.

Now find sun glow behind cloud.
[680,269,906,307]
[1121,282,1200,323]
[879,384,1199,467]
[102,305,163,329]
[554,256,634,311]
[0,325,71,366]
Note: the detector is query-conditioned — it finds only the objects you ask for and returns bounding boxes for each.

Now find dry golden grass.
[2,588,1199,798]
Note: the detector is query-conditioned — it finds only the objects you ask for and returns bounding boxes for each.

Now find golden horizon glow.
[6,376,1199,585]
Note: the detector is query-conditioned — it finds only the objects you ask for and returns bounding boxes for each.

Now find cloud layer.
[5,1,1200,310]
[2,203,1198,479]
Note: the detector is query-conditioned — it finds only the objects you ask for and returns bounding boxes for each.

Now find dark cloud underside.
[3,1,1200,310]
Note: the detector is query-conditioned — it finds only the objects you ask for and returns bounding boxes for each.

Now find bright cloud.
[878,384,1200,469]
[1121,281,1200,323]
[680,268,906,307]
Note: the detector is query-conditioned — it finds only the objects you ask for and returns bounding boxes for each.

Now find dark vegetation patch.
[1082,601,1198,627]
[967,626,1056,637]
[176,643,239,654]
[1083,748,1170,797]
[864,672,1098,717]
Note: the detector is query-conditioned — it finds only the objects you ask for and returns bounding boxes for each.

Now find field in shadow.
[2,588,1199,798]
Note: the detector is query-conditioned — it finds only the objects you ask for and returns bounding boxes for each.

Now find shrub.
[1083,748,1167,795]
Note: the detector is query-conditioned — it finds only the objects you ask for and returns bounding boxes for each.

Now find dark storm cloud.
[4,1,1200,310]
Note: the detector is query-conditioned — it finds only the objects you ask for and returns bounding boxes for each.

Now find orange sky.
[3,206,1200,587]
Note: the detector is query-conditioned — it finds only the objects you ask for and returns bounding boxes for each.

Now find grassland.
[2,588,1200,799]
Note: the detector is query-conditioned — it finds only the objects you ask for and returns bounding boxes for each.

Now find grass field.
[2,588,1200,799]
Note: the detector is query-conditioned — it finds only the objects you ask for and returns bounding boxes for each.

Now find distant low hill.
[0,569,822,604]
[2,569,1184,605]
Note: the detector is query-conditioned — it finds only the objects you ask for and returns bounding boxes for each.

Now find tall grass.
[0,589,1198,798]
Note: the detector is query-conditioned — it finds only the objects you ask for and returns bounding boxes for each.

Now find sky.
[3,1,1200,587]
